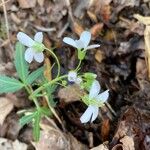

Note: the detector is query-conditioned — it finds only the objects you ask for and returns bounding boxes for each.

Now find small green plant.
[0,31,109,141]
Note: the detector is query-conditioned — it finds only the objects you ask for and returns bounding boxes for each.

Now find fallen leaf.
[10,13,21,24]
[44,57,52,81]
[111,106,150,149]
[0,97,14,125]
[32,123,87,150]
[87,11,98,23]
[134,14,150,26]
[58,84,85,105]
[95,50,105,63]
[114,0,140,7]
[72,22,84,36]
[74,0,92,19]
[37,0,45,6]
[17,0,36,9]
[90,23,104,38]
[101,118,110,141]
[90,143,109,150]
[0,138,27,150]
[120,136,135,150]
[136,58,147,79]
[100,4,111,22]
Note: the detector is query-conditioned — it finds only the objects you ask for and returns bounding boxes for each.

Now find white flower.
[17,32,45,63]
[68,71,82,84]
[68,71,77,82]
[63,31,100,51]
[80,80,109,123]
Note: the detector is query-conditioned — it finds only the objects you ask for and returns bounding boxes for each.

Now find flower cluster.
[16,30,109,124]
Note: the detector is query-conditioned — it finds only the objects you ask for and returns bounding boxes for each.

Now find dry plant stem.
[144,26,150,79]
[45,47,61,78]
[44,94,63,127]
[0,0,10,7]
[105,102,117,117]
[2,0,10,40]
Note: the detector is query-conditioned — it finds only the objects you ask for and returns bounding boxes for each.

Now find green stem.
[75,60,82,71]
[30,75,68,99]
[33,98,40,109]
[24,85,40,109]
[45,47,60,78]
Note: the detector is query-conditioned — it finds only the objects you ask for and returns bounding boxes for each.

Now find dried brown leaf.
[101,118,110,141]
[0,97,14,125]
[90,23,104,38]
[90,143,109,150]
[95,50,105,63]
[73,22,84,36]
[58,84,85,105]
[32,124,87,150]
[17,0,36,8]
[0,138,27,150]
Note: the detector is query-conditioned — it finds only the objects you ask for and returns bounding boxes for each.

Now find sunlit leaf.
[14,42,29,83]
[0,76,24,93]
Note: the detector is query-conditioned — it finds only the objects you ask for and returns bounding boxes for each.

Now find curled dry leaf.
[112,136,134,150]
[111,106,150,149]
[90,23,104,39]
[134,14,150,79]
[0,138,27,150]
[95,50,105,63]
[0,97,14,125]
[32,123,88,150]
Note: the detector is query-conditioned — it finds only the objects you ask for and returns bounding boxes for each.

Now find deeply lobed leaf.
[0,76,24,93]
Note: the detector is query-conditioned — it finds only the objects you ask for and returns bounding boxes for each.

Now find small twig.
[0,0,10,7]
[65,0,74,22]
[57,22,69,38]
[30,23,56,32]
[2,0,10,41]
[105,102,117,117]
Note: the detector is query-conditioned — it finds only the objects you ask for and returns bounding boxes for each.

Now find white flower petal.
[34,52,44,63]
[34,32,43,43]
[96,90,109,103]
[75,77,82,85]
[80,105,93,123]
[25,48,34,63]
[68,71,77,82]
[75,40,85,49]
[80,31,91,48]
[63,37,76,48]
[89,80,101,99]
[91,106,99,122]
[17,32,35,47]
[86,44,100,50]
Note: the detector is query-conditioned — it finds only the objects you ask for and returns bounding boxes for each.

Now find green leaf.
[19,113,35,126]
[83,73,97,79]
[0,76,24,93]
[14,42,29,83]
[26,67,44,84]
[33,111,41,141]
[40,107,51,116]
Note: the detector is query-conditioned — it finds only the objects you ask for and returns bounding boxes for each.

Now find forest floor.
[0,0,150,150]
